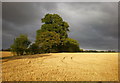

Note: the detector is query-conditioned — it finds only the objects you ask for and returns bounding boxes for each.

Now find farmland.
[1,52,118,81]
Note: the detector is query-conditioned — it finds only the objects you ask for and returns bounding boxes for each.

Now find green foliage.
[36,13,80,53]
[10,34,31,56]
[36,31,60,53]
[58,38,80,52]
[27,43,40,55]
[80,49,84,52]
[41,14,69,39]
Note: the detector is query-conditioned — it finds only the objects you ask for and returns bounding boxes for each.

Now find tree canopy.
[41,14,69,39]
[36,14,80,53]
[11,34,31,55]
[10,13,80,55]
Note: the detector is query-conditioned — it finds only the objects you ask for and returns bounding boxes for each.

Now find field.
[1,51,118,81]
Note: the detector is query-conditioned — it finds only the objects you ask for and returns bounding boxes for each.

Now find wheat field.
[1,52,118,81]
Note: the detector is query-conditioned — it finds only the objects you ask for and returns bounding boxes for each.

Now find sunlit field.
[1,51,118,81]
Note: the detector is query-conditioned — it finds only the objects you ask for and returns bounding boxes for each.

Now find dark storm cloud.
[2,2,58,48]
[55,2,118,50]
[2,2,118,51]
[3,2,58,25]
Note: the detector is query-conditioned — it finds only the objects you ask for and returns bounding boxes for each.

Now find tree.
[11,34,31,56]
[36,13,80,53]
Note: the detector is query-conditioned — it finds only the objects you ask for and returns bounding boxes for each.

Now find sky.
[2,2,118,51]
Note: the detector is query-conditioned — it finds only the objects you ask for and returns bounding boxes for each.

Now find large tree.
[11,34,31,56]
[36,14,80,53]
[41,14,69,39]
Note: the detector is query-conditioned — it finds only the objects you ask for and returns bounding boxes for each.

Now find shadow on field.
[1,81,119,83]
[1,54,51,63]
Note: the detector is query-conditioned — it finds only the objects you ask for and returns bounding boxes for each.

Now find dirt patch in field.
[1,52,118,81]
[1,51,51,63]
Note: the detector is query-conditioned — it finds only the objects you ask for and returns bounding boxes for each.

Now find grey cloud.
[3,2,58,26]
[55,2,118,50]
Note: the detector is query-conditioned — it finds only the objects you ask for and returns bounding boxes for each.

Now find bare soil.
[1,52,118,81]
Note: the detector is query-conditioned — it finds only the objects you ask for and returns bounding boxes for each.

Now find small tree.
[11,34,31,56]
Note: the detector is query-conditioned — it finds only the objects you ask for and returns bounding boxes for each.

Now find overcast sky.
[2,2,118,51]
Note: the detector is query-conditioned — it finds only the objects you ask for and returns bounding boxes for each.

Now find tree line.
[10,14,80,56]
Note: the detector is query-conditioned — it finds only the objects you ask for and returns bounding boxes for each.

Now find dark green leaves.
[36,13,80,53]
[36,31,60,53]
[10,34,31,56]
[41,14,69,39]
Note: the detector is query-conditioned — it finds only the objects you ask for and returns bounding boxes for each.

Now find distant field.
[1,51,118,81]
[1,51,13,58]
